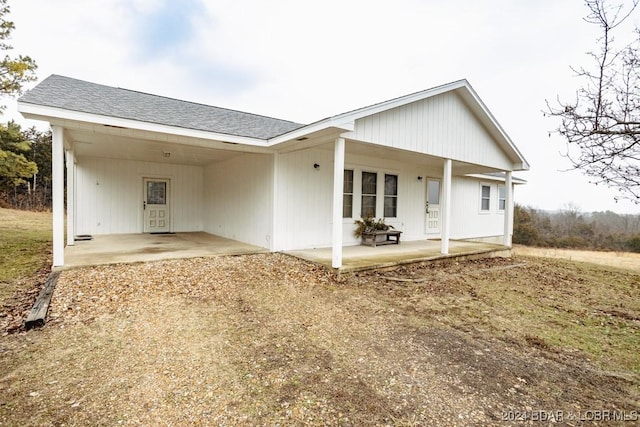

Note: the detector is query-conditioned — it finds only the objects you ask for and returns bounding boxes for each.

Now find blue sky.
[6,0,640,213]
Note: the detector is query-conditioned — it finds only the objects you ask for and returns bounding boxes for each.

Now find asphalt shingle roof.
[19,75,306,139]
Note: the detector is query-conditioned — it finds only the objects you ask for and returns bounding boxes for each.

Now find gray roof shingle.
[19,75,305,139]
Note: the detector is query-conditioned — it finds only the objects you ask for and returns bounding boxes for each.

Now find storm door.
[143,178,171,233]
[425,178,441,234]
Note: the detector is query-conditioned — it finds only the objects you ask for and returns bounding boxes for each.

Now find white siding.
[450,177,508,241]
[275,147,442,250]
[75,157,203,235]
[203,153,273,249]
[274,148,335,250]
[345,91,513,170]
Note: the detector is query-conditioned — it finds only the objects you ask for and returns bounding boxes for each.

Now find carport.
[63,232,267,268]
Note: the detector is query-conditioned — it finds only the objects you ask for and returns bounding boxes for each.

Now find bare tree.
[547,0,640,204]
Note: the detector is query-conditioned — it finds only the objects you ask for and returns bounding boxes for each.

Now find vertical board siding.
[275,147,444,250]
[347,92,513,170]
[450,177,506,239]
[203,153,273,249]
[75,157,203,235]
[274,148,334,250]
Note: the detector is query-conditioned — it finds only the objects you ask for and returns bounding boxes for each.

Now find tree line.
[514,204,640,252]
[0,122,51,210]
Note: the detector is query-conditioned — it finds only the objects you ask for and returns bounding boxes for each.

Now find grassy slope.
[0,208,52,305]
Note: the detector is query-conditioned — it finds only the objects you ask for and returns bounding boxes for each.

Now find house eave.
[267,118,355,147]
[465,173,527,184]
[18,102,270,147]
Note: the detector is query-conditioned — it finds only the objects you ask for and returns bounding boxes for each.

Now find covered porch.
[288,240,510,272]
[61,232,509,272]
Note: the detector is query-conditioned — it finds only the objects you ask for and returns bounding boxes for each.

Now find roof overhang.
[18,102,269,148]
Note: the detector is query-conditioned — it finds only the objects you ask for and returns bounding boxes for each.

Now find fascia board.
[18,102,269,147]
[331,80,468,123]
[267,82,469,146]
[267,118,355,146]
[465,173,528,184]
[458,86,530,169]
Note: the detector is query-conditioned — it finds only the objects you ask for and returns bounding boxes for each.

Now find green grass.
[0,208,52,304]
[458,258,640,376]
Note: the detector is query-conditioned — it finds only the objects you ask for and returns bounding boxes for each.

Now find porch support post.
[271,152,280,251]
[332,137,345,269]
[503,171,513,247]
[440,158,452,255]
[65,149,75,246]
[52,126,65,267]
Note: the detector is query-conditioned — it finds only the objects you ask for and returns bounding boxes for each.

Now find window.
[384,174,398,217]
[343,169,354,218]
[480,184,491,211]
[361,171,377,218]
[498,185,506,211]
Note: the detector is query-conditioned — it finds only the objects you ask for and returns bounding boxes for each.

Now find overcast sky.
[5,0,640,214]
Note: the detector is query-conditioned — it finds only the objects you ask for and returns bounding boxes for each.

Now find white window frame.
[480,183,491,213]
[383,173,398,218]
[346,168,400,220]
[343,169,354,218]
[498,184,506,212]
[361,171,378,218]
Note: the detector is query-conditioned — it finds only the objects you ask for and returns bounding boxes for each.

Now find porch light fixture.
[163,151,171,158]
[313,163,320,169]
[417,176,423,181]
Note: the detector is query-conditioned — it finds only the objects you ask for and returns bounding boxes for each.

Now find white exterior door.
[143,178,170,233]
[425,178,440,235]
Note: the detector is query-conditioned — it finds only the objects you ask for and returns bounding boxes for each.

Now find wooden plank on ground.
[25,271,60,329]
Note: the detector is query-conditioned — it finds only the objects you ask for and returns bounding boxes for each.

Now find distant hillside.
[513,204,640,252]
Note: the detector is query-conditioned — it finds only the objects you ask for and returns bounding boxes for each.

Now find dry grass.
[0,208,51,304]
[1,253,639,426]
[513,244,640,273]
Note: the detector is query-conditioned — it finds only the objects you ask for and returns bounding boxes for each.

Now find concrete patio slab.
[286,240,511,272]
[63,232,267,268]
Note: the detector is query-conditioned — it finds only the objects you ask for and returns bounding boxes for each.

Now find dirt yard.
[1,253,638,426]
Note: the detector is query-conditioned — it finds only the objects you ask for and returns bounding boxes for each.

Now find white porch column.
[65,149,75,246]
[270,152,281,252]
[52,126,65,267]
[503,171,513,247]
[440,158,452,254]
[332,137,345,268]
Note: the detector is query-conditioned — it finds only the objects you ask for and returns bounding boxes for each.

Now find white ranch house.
[18,75,529,268]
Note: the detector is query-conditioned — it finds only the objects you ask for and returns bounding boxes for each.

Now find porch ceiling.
[68,128,246,166]
[314,139,506,174]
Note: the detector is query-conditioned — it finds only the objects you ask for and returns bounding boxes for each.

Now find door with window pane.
[425,178,440,234]
[143,178,170,233]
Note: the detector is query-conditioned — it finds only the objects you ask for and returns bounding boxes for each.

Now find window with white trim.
[384,174,398,217]
[343,169,354,218]
[361,171,377,218]
[498,185,506,211]
[480,184,491,211]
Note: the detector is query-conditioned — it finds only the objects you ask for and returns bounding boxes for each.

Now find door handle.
[425,201,429,214]
[143,201,146,210]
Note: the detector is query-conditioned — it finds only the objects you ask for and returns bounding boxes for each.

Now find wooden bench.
[361,230,402,247]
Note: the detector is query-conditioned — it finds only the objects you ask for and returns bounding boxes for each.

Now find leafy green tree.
[24,126,51,208]
[0,121,36,189]
[0,0,37,107]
